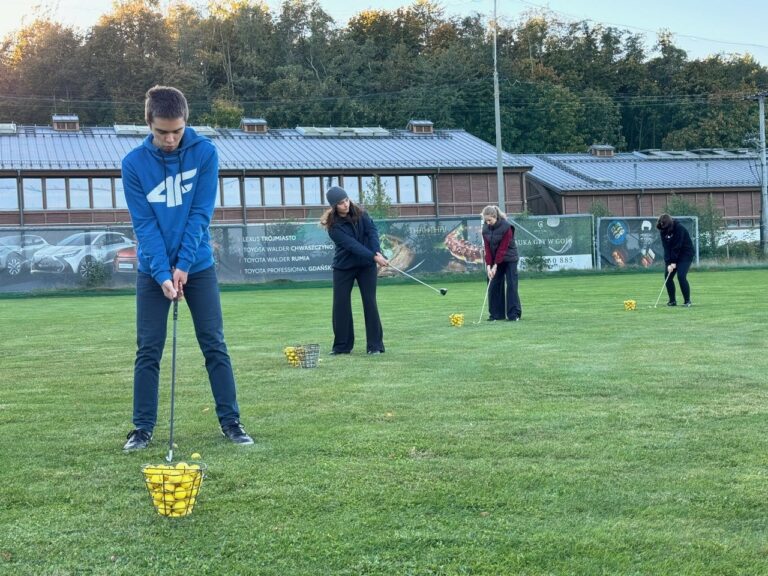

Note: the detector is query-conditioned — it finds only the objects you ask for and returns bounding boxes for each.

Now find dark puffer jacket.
[482,218,519,265]
[327,211,382,270]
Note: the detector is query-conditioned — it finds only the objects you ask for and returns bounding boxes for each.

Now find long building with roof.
[520,145,762,234]
[0,115,530,227]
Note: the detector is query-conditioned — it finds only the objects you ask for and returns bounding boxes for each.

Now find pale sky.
[2,0,767,65]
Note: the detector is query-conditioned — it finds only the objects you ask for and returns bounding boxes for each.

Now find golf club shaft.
[167,298,178,463]
[476,280,490,324]
[653,269,673,308]
[387,263,442,294]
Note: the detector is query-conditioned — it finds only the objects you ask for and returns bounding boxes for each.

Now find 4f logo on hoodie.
[146,169,198,207]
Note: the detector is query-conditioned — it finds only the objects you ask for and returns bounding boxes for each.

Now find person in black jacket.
[481,205,521,321]
[656,213,695,307]
[321,186,389,354]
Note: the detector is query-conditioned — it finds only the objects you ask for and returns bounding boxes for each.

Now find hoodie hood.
[141,125,205,159]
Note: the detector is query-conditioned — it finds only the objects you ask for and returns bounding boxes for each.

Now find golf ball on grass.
[142,462,205,518]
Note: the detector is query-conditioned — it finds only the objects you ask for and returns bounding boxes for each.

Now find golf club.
[474,280,491,324]
[166,297,179,463]
[387,263,447,295]
[652,268,673,308]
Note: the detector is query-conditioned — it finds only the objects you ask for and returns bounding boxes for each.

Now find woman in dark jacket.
[320,186,389,354]
[481,205,521,321]
[656,213,695,307]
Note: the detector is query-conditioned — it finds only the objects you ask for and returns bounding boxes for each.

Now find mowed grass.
[1,269,767,575]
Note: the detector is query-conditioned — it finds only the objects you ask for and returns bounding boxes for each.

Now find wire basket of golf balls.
[142,461,206,518]
[283,344,320,368]
[449,313,465,327]
[623,299,637,311]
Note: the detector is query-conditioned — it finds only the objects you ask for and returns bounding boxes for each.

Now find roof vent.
[52,114,80,132]
[190,125,218,137]
[0,122,17,135]
[407,119,434,134]
[588,144,614,157]
[114,124,150,136]
[241,117,268,134]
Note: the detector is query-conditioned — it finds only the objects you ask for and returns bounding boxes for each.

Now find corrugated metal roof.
[0,125,527,172]
[519,150,761,192]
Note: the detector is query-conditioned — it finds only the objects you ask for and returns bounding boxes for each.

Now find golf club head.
[166,450,173,463]
[440,288,448,295]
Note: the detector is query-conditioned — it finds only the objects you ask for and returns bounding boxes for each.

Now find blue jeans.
[133,266,241,432]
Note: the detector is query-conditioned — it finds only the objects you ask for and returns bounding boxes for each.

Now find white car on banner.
[0,234,50,277]
[31,231,135,279]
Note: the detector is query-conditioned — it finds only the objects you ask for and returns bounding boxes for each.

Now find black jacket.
[328,211,382,270]
[660,220,695,264]
[482,218,519,264]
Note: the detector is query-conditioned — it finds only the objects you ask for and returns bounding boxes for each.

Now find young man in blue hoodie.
[121,85,253,450]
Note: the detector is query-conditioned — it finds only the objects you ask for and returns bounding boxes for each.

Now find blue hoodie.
[121,127,217,285]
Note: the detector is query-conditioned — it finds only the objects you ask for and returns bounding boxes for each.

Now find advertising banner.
[0,214,594,293]
[596,216,699,269]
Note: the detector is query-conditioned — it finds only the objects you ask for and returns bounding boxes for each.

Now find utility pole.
[758,92,768,255]
[492,0,505,210]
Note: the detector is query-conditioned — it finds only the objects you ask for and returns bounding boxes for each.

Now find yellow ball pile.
[449,313,465,327]
[284,346,301,367]
[624,299,637,311]
[142,462,204,518]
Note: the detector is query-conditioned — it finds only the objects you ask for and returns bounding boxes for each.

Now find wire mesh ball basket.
[142,461,206,518]
[283,344,320,368]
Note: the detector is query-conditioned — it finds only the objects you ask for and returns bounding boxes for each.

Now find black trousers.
[332,265,384,353]
[488,261,522,320]
[665,258,692,303]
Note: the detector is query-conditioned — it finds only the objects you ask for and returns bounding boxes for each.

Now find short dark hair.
[145,85,189,124]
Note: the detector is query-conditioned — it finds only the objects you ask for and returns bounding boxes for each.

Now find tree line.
[1,0,767,154]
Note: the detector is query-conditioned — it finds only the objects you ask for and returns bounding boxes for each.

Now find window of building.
[303,177,322,205]
[114,179,127,208]
[214,179,221,207]
[69,178,90,209]
[23,179,43,210]
[46,178,67,209]
[284,177,302,205]
[264,177,281,206]
[92,178,113,209]
[0,179,18,210]
[244,178,262,206]
[342,176,361,202]
[417,175,432,203]
[378,176,396,203]
[398,176,416,203]
[221,177,241,207]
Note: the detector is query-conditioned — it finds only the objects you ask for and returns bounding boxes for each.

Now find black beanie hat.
[326,186,349,206]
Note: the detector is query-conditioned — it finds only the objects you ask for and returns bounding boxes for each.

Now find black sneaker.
[683,301,692,307]
[367,350,384,355]
[221,421,254,445]
[328,350,350,355]
[667,301,677,307]
[508,317,520,322]
[486,317,497,322]
[123,429,152,451]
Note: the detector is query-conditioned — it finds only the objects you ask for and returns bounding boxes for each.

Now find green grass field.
[1,269,767,575]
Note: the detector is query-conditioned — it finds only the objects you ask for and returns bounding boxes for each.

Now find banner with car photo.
[596,216,699,269]
[0,215,593,292]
